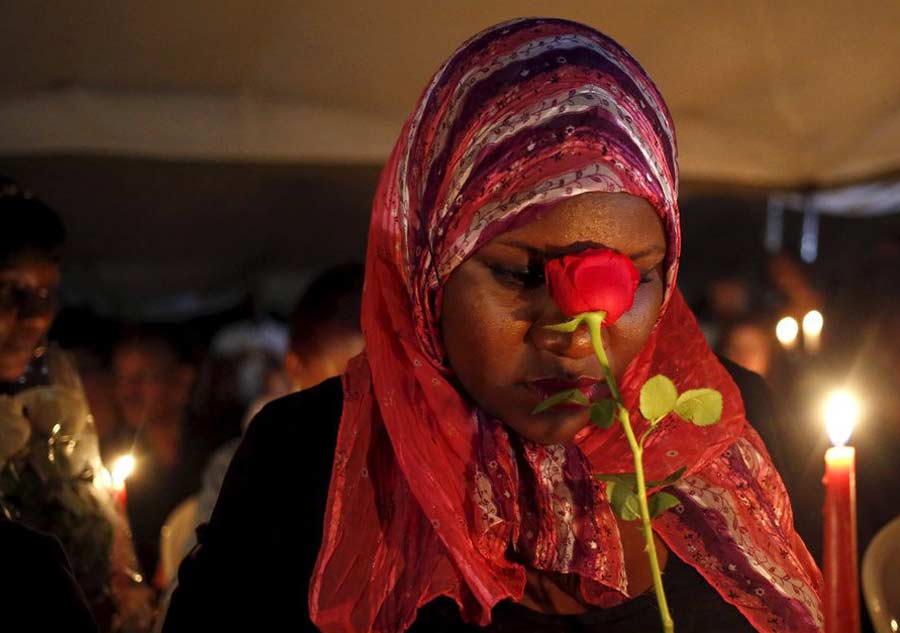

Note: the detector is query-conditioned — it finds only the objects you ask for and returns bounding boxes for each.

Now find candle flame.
[776,317,799,346]
[111,454,135,491]
[824,390,859,447]
[802,310,824,336]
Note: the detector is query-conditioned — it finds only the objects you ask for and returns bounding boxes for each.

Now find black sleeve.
[0,518,99,633]
[162,379,343,633]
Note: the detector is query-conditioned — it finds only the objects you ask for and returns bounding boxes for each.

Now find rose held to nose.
[545,249,640,323]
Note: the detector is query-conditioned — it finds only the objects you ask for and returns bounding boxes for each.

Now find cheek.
[441,268,527,391]
[610,280,663,367]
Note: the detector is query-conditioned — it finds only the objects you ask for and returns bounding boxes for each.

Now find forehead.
[489,192,665,256]
[0,259,61,287]
[113,342,178,371]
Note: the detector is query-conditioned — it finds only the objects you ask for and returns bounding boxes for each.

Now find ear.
[283,351,304,390]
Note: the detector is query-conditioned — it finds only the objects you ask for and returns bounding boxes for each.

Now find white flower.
[0,395,31,467]
[15,386,90,437]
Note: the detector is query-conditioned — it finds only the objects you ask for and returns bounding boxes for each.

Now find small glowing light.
[775,317,799,347]
[802,310,823,336]
[824,391,860,447]
[891,618,898,633]
[111,454,135,490]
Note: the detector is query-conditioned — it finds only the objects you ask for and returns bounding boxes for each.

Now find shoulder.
[0,516,65,565]
[237,376,344,467]
[165,379,344,632]
[252,376,344,435]
[205,376,344,526]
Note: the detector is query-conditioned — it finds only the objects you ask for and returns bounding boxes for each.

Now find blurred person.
[151,263,365,620]
[0,177,153,632]
[0,178,61,384]
[284,263,365,390]
[194,263,364,527]
[768,252,823,318]
[697,273,752,348]
[107,328,214,585]
[707,275,751,322]
[208,292,289,407]
[717,317,774,379]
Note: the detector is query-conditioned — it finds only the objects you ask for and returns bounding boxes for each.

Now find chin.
[505,410,590,445]
[0,359,30,382]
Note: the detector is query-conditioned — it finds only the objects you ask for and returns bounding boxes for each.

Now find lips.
[524,376,611,403]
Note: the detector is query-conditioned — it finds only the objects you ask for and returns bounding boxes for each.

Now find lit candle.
[776,316,799,350]
[822,390,860,633]
[803,310,824,354]
[111,453,135,512]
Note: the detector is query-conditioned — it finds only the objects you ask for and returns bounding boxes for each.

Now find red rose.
[545,249,640,323]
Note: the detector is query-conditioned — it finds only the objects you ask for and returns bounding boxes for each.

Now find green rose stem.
[583,311,674,633]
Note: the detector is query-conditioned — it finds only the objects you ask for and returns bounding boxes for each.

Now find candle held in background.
[803,310,824,354]
[111,453,135,511]
[776,316,799,350]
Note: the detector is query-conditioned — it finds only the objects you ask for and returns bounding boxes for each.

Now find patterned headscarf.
[310,18,822,633]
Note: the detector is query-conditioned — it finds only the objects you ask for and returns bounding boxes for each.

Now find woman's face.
[441,192,666,444]
[0,258,60,381]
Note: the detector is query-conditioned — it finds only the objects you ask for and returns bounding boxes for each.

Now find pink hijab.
[310,18,822,633]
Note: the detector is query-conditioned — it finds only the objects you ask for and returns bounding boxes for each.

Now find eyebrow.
[496,239,666,260]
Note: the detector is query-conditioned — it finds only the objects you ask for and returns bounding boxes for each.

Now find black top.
[0,516,99,633]
[164,360,779,632]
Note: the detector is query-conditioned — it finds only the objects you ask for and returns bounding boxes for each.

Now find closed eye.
[487,262,545,289]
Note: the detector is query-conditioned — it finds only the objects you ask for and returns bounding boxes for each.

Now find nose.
[528,306,597,360]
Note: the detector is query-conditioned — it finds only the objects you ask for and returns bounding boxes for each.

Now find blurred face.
[0,259,60,381]
[285,328,364,390]
[441,192,666,445]
[721,323,771,377]
[112,342,193,428]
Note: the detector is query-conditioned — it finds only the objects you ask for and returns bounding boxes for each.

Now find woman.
[0,178,154,632]
[165,18,821,633]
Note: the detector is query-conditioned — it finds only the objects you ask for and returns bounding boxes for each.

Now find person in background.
[697,273,752,348]
[194,263,365,526]
[150,263,365,612]
[207,292,290,410]
[284,263,365,391]
[767,252,823,319]
[106,328,213,586]
[0,177,152,632]
[717,317,774,380]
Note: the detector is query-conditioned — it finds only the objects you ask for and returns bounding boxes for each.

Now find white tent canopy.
[3,1,900,187]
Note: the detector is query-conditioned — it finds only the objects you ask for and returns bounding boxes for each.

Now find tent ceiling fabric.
[2,1,900,187]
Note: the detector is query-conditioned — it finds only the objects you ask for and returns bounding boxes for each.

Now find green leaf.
[646,466,687,490]
[639,374,678,425]
[595,472,637,491]
[589,399,617,429]
[544,315,585,333]
[674,388,723,426]
[647,491,681,518]
[532,388,589,414]
[606,480,641,521]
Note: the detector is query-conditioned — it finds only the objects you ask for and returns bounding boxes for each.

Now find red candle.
[823,446,859,633]
[114,483,128,513]
[111,453,135,515]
